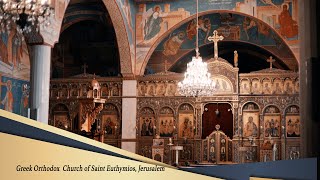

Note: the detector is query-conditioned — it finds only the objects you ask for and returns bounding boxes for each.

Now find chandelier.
[0,0,54,35]
[177,0,215,97]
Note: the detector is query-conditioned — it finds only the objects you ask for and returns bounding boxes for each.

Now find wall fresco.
[0,75,30,117]
[146,12,296,73]
[135,0,299,74]
[0,31,30,81]
[116,0,136,65]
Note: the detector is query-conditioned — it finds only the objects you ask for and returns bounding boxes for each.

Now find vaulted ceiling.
[51,0,120,78]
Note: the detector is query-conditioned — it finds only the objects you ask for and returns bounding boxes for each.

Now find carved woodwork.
[49,57,300,164]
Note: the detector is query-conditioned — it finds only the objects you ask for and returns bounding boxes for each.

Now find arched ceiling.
[144,11,298,75]
[51,1,120,78]
[61,0,113,33]
[168,41,289,74]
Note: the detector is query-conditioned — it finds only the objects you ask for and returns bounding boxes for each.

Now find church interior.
[0,0,319,166]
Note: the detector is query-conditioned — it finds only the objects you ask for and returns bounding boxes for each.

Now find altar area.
[48,55,300,165]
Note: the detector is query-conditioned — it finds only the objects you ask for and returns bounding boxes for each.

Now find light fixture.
[177,0,215,97]
[0,0,54,36]
[215,103,220,116]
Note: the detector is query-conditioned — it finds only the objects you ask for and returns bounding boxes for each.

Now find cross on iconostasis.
[82,63,88,75]
[208,30,224,60]
[267,56,276,70]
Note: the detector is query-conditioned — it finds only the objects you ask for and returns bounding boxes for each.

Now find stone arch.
[48,0,133,76]
[139,10,298,75]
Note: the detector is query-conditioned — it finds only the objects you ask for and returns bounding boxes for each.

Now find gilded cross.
[208,30,224,60]
[267,56,275,70]
[81,63,88,75]
[164,60,170,73]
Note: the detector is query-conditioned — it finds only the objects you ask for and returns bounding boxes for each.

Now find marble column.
[29,45,51,124]
[121,80,137,153]
[299,0,319,158]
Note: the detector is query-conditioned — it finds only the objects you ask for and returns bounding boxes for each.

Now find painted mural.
[0,31,30,80]
[0,75,30,117]
[135,0,299,74]
[147,12,296,73]
[116,0,136,64]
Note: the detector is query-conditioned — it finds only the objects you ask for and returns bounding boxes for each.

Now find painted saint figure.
[244,116,258,137]
[182,117,193,138]
[163,32,186,56]
[105,117,113,135]
[243,17,258,41]
[20,84,29,117]
[1,80,14,112]
[278,4,298,38]
[144,6,167,42]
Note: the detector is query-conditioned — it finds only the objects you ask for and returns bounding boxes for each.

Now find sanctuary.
[0,0,318,166]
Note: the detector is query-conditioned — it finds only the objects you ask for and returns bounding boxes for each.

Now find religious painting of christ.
[140,117,155,136]
[278,4,298,38]
[102,115,118,136]
[243,112,259,137]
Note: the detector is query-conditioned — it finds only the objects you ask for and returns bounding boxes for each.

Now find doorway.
[202,103,233,139]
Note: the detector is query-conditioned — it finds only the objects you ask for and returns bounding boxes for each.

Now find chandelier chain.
[177,0,217,97]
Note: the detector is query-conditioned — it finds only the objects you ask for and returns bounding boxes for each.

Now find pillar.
[299,0,319,158]
[29,45,51,124]
[121,80,137,153]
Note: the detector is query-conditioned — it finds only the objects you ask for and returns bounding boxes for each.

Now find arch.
[262,105,281,114]
[139,10,298,75]
[284,104,300,115]
[139,107,156,115]
[51,103,69,113]
[100,103,121,137]
[241,101,260,113]
[52,0,133,76]
[202,102,233,138]
[159,106,175,114]
[50,103,71,130]
[169,40,290,73]
[178,103,195,111]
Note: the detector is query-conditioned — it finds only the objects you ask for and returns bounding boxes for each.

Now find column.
[299,0,319,158]
[29,45,51,124]
[121,80,137,153]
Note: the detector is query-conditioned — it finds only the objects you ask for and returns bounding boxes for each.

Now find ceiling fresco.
[145,12,298,74]
[135,0,299,75]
